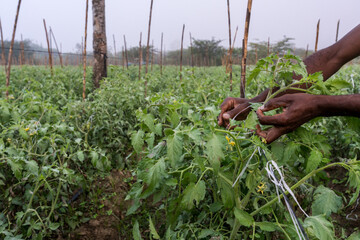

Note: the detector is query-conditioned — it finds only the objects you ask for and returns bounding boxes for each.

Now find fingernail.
[223,113,230,119]
[259,105,264,110]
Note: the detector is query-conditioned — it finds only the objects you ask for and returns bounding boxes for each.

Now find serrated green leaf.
[311,185,342,217]
[167,133,183,168]
[144,113,156,133]
[256,222,277,232]
[304,215,335,240]
[25,160,39,176]
[133,220,143,240]
[7,159,22,180]
[49,222,60,230]
[188,128,201,143]
[77,151,85,162]
[217,174,235,209]
[244,111,258,129]
[149,217,160,239]
[206,134,224,172]
[154,123,162,136]
[305,149,323,173]
[19,128,29,140]
[234,208,254,227]
[181,180,206,210]
[132,130,145,153]
[198,229,214,239]
[348,231,360,240]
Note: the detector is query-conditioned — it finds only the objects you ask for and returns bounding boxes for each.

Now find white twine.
[262,149,309,240]
[232,147,257,187]
[346,197,360,221]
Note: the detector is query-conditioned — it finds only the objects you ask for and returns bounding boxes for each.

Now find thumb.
[224,103,251,121]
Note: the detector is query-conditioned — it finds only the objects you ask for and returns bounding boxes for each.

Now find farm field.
[1,59,360,239]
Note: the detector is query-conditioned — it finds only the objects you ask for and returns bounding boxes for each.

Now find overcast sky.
[1,0,359,53]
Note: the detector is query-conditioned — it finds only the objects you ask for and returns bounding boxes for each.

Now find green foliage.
[304,215,335,240]
[311,186,342,217]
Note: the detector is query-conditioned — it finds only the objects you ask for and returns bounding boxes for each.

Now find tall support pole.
[315,19,320,52]
[92,0,107,89]
[227,0,233,91]
[189,32,194,74]
[20,34,24,66]
[160,32,163,75]
[0,18,6,71]
[113,34,117,65]
[50,28,63,67]
[123,35,129,69]
[305,44,309,58]
[151,40,154,71]
[82,0,89,100]
[335,19,340,42]
[43,19,53,76]
[240,0,253,98]
[180,24,185,81]
[267,37,270,56]
[139,32,142,80]
[122,46,125,70]
[6,0,22,99]
[145,0,154,96]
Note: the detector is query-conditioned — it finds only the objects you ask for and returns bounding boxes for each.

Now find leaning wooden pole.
[160,32,163,75]
[335,19,340,42]
[123,35,129,69]
[151,40,154,71]
[226,0,233,91]
[315,19,320,52]
[0,18,6,71]
[240,0,253,98]
[180,24,185,81]
[6,0,22,99]
[139,32,142,80]
[113,34,117,65]
[145,0,154,96]
[43,19,53,76]
[20,34,24,67]
[189,32,194,73]
[82,0,89,101]
[50,28,63,67]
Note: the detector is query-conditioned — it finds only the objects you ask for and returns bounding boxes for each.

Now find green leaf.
[311,185,342,217]
[198,229,214,239]
[188,128,201,143]
[234,208,254,227]
[49,222,60,230]
[167,133,183,168]
[133,220,143,240]
[132,130,145,153]
[304,215,335,240]
[256,222,277,232]
[141,158,166,198]
[181,180,206,210]
[25,160,39,176]
[19,128,29,140]
[144,113,156,133]
[348,231,360,240]
[7,158,22,180]
[149,217,160,239]
[305,149,323,173]
[77,151,85,162]
[217,174,235,209]
[244,111,258,129]
[206,134,224,172]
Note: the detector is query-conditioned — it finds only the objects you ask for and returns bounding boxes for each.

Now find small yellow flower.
[70,115,73,119]
[261,137,267,144]
[25,128,30,132]
[225,136,230,143]
[257,182,267,195]
[7,138,11,142]
[62,119,65,122]
[9,96,15,99]
[229,141,236,147]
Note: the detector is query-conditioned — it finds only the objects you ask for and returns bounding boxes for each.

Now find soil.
[60,169,135,240]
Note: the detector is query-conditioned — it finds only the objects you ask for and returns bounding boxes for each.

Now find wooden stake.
[189,32,194,73]
[240,0,253,98]
[122,46,125,70]
[305,44,309,58]
[6,0,22,99]
[160,32,163,75]
[113,34,117,65]
[180,24,185,81]
[20,34,24,67]
[226,0,233,91]
[0,18,6,71]
[315,19,320,52]
[43,19,53,76]
[139,32,142,80]
[335,19,340,42]
[151,40,154,71]
[145,0,154,96]
[123,35,129,69]
[267,37,270,56]
[82,0,89,101]
[50,28,63,67]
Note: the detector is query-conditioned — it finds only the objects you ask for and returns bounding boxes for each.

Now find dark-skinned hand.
[218,97,252,128]
[255,93,320,143]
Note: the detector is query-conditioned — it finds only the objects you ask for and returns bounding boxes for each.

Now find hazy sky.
[1,0,359,53]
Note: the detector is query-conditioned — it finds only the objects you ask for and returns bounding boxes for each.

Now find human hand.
[255,93,320,143]
[218,97,252,128]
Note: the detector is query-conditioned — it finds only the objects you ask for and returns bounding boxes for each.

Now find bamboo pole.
[335,19,340,42]
[160,32,163,75]
[113,34,117,65]
[315,19,320,52]
[82,0,89,101]
[189,32,194,74]
[139,32,142,80]
[226,0,233,91]
[50,28,63,67]
[151,40,154,71]
[180,24,185,81]
[240,0,253,98]
[43,19,53,76]
[6,0,22,99]
[145,0,154,96]
[0,18,6,71]
[123,35,129,69]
